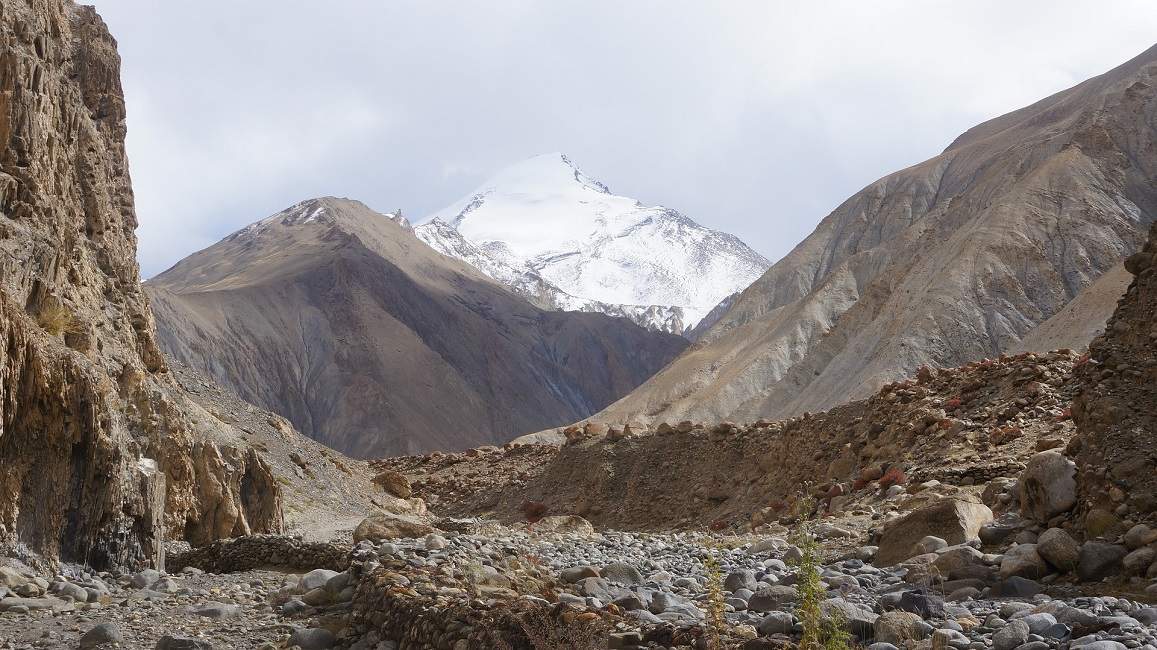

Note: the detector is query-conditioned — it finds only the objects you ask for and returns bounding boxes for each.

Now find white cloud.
[90,0,1157,276]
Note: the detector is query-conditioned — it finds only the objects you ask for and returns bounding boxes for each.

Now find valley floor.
[1,481,1155,649]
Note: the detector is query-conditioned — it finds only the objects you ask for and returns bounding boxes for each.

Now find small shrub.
[519,500,547,522]
[702,550,727,650]
[790,494,852,650]
[36,299,78,336]
[878,466,907,489]
[944,397,963,410]
[518,607,608,650]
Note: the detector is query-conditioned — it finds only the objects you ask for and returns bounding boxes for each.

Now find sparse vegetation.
[36,298,79,336]
[517,606,609,650]
[878,466,907,489]
[790,495,851,650]
[702,549,728,650]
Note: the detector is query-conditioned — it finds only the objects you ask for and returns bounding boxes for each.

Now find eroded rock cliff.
[0,0,284,570]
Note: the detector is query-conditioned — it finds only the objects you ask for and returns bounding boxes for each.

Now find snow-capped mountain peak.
[416,153,770,334]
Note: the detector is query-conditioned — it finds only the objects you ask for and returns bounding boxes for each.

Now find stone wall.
[168,535,349,574]
[346,565,536,649]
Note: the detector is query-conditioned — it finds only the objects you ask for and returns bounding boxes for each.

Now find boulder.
[934,545,991,580]
[757,611,795,635]
[821,598,878,638]
[1123,524,1157,549]
[991,576,1041,597]
[1037,528,1080,572]
[724,570,758,592]
[131,569,162,589]
[874,611,927,644]
[602,562,644,586]
[1019,451,1077,522]
[299,569,339,591]
[371,470,412,498]
[747,585,799,611]
[992,619,1030,650]
[287,628,336,650]
[1121,546,1156,576]
[999,544,1048,579]
[897,590,945,618]
[352,513,434,542]
[79,624,122,649]
[1076,542,1127,582]
[876,497,993,566]
[560,566,600,583]
[0,568,30,590]
[532,515,595,537]
[915,536,948,554]
[1019,613,1058,635]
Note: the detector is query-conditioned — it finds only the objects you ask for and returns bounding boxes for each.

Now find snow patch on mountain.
[416,153,769,334]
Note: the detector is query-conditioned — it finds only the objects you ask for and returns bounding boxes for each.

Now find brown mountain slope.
[595,43,1157,427]
[1009,262,1131,355]
[146,198,687,457]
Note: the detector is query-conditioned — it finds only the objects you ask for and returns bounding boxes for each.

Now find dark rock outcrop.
[1073,221,1157,521]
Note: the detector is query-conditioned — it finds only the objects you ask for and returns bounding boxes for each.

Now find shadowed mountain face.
[147,198,687,457]
[596,44,1157,427]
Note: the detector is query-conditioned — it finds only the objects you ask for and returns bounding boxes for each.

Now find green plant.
[702,549,728,650]
[821,606,852,650]
[789,494,851,650]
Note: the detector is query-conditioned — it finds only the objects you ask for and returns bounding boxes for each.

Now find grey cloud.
[89,0,1157,277]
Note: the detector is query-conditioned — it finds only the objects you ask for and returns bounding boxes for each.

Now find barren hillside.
[147,198,687,457]
[594,44,1157,427]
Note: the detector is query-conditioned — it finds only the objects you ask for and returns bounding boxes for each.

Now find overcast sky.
[90,1,1157,278]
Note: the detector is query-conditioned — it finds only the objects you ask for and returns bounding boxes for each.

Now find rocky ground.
[2,514,1155,649]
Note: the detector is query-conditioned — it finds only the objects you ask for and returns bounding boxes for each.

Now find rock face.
[594,44,1157,426]
[1073,221,1157,520]
[0,0,284,570]
[147,197,688,457]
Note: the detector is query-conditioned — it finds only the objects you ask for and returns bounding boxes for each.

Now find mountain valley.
[0,3,1155,649]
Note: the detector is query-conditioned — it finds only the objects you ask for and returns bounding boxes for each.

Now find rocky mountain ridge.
[147,197,688,457]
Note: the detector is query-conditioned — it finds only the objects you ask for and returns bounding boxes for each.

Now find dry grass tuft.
[36,298,80,336]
